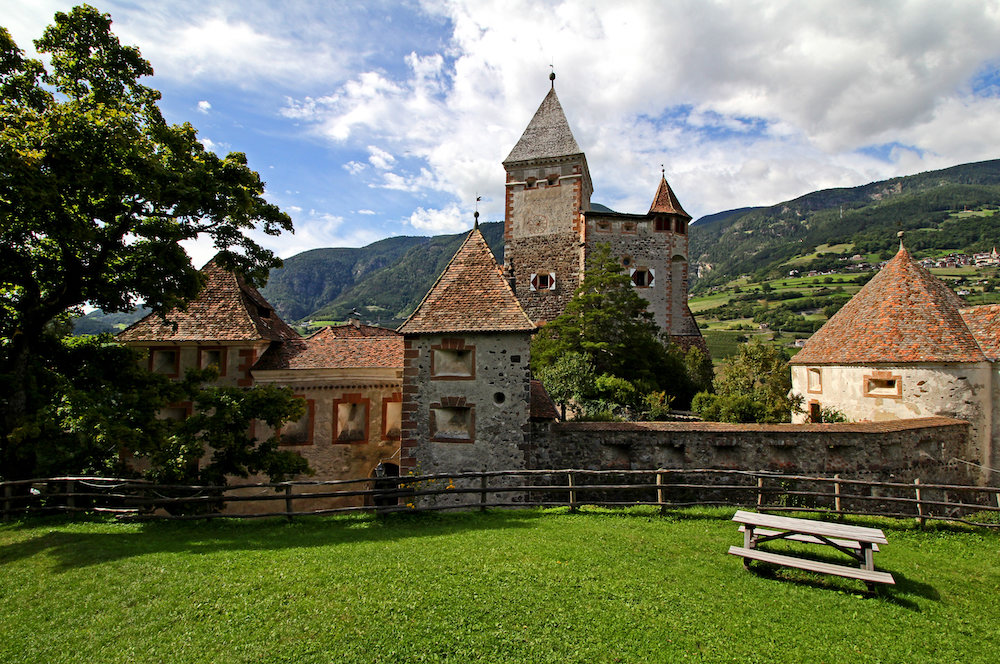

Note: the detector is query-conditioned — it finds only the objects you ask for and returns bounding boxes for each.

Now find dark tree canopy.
[0,5,294,479]
[532,243,710,418]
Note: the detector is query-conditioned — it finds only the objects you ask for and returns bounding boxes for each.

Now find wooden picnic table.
[728,510,895,589]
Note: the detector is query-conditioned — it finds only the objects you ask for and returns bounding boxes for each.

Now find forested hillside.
[690,159,1000,289]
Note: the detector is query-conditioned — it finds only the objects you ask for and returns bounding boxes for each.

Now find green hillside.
[690,159,1000,290]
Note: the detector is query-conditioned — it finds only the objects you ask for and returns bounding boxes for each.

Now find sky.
[7,0,1000,268]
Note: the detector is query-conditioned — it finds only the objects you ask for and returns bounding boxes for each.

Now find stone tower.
[502,76,593,324]
[503,77,705,351]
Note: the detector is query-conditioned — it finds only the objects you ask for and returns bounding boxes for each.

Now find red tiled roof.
[117,257,299,343]
[254,325,403,371]
[961,304,1000,360]
[398,227,536,334]
[530,379,560,420]
[791,245,986,364]
[648,175,691,219]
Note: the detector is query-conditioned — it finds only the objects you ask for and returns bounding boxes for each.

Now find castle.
[501,75,705,351]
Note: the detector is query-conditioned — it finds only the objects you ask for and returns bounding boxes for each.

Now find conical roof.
[117,256,299,343]
[790,246,986,364]
[398,227,535,334]
[503,87,583,164]
[649,174,691,219]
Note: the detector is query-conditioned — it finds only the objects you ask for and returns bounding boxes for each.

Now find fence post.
[568,472,577,512]
[284,484,294,522]
[66,479,75,512]
[914,478,925,528]
[834,474,842,516]
[479,474,488,512]
[2,484,10,522]
[656,471,665,514]
[756,477,764,510]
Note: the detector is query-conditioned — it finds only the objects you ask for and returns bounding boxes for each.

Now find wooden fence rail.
[2,469,999,527]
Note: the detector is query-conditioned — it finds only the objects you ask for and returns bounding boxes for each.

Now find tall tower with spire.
[503,75,705,351]
[502,72,593,323]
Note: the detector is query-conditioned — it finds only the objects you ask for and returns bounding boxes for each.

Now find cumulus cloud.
[197,100,212,113]
[408,204,475,233]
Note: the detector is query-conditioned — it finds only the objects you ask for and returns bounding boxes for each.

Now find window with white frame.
[530,272,556,291]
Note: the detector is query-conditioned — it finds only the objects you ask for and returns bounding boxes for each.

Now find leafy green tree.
[532,243,707,415]
[1,6,292,478]
[692,338,800,423]
[138,369,309,486]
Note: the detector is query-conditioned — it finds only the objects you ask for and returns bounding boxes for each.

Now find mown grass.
[2,507,998,663]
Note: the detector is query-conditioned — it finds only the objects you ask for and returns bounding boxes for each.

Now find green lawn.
[2,508,998,663]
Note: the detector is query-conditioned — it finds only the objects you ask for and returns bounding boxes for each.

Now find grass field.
[2,508,998,663]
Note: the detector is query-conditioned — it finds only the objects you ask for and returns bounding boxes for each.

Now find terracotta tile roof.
[791,246,986,364]
[960,304,1000,360]
[254,325,403,371]
[648,175,691,219]
[398,227,536,335]
[117,256,299,343]
[503,87,583,164]
[530,379,560,420]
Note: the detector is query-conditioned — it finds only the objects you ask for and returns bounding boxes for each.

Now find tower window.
[654,216,670,232]
[622,222,637,234]
[530,272,556,291]
[807,368,822,393]
[675,219,687,235]
[525,177,537,189]
[630,267,655,288]
[546,174,559,186]
[864,373,901,398]
[596,220,611,232]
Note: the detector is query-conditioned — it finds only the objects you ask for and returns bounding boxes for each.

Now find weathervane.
[474,194,481,229]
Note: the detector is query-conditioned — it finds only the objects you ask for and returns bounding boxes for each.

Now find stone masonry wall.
[524,417,974,485]
[401,333,532,477]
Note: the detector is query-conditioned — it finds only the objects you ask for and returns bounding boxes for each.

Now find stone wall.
[524,417,974,484]
[790,362,993,482]
[401,333,532,477]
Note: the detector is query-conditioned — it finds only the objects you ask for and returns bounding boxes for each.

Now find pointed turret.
[791,245,986,365]
[649,173,691,219]
[398,227,535,334]
[503,87,583,165]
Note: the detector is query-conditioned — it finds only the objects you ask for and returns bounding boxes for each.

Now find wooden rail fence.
[2,469,999,527]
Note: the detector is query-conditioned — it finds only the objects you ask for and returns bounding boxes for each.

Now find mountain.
[690,159,1000,289]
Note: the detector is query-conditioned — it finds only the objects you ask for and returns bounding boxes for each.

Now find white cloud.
[197,100,212,113]
[343,161,367,175]
[357,209,376,215]
[367,146,396,170]
[408,204,475,233]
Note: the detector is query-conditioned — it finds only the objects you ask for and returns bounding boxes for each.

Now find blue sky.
[7,1,1000,267]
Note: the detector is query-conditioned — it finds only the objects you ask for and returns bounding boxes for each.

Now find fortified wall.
[520,417,974,484]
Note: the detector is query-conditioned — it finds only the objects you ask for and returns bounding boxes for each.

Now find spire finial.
[474,194,481,229]
[549,63,555,88]
[661,163,665,178]
[897,230,905,250]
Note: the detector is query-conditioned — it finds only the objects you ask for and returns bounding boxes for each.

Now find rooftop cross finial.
[661,163,665,178]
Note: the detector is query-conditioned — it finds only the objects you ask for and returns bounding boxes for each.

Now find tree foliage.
[0,6,293,479]
[532,244,712,418]
[692,339,800,423]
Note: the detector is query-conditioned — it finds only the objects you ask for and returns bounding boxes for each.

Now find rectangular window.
[864,373,902,398]
[630,267,655,288]
[430,406,474,442]
[622,222,637,234]
[675,219,687,235]
[383,400,402,440]
[280,397,315,446]
[808,401,821,423]
[198,347,227,376]
[807,368,822,393]
[432,341,476,380]
[149,348,180,378]
[654,217,670,232]
[529,272,556,292]
[595,220,611,232]
[335,395,370,443]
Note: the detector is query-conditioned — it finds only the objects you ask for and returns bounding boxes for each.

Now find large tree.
[0,6,293,478]
[532,243,708,417]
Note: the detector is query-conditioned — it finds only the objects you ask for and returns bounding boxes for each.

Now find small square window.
[431,406,474,442]
[596,220,611,232]
[530,272,556,292]
[150,348,180,377]
[198,347,227,375]
[622,222,637,234]
[864,373,901,398]
[654,217,670,232]
[630,267,655,288]
[432,348,475,378]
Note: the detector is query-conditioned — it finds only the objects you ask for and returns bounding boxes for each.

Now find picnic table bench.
[728,510,895,589]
